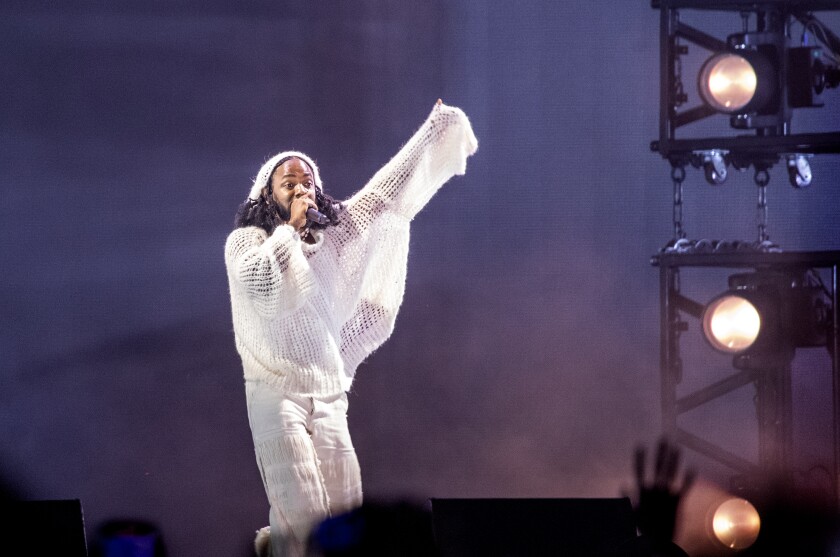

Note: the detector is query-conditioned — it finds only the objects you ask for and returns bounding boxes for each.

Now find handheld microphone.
[306,207,330,225]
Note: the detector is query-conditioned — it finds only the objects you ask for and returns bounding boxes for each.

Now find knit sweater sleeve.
[224,224,316,318]
[345,102,478,220]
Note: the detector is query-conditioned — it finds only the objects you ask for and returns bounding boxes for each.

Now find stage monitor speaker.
[0,499,88,557]
[430,497,637,557]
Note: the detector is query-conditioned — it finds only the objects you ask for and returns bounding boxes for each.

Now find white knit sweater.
[225,103,478,396]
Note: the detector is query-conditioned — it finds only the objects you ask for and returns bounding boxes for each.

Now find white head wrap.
[248,150,323,201]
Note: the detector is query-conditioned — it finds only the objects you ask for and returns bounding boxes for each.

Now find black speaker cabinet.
[431,497,637,557]
[0,499,88,557]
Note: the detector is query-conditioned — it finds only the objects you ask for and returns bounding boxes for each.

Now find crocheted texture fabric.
[225,103,478,396]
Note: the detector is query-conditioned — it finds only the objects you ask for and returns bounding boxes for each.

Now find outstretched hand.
[634,438,695,551]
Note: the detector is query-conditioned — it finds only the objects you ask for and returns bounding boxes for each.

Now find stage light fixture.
[674,480,764,556]
[711,498,761,550]
[652,2,840,187]
[702,294,761,353]
[698,51,773,115]
[700,270,831,358]
[701,277,781,357]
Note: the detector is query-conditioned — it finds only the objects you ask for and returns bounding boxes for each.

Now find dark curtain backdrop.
[2,2,839,555]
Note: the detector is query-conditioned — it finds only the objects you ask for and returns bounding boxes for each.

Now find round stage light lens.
[699,53,757,112]
[712,498,760,549]
[702,295,761,353]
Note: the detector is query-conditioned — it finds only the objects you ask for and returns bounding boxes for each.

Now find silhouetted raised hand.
[633,438,695,556]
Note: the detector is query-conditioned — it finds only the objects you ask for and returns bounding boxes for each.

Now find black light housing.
[702,277,782,356]
[788,45,840,108]
[651,1,840,174]
[698,48,777,116]
[701,271,831,361]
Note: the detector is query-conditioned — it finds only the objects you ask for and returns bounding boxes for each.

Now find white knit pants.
[246,381,363,557]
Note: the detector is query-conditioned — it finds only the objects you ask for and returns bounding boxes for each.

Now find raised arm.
[346,101,478,220]
[224,225,317,318]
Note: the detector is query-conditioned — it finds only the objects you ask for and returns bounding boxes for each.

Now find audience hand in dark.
[634,438,695,551]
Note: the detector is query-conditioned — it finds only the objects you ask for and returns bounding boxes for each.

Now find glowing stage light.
[699,271,832,359]
[711,498,760,550]
[696,47,778,120]
[699,53,758,112]
[674,480,762,557]
[702,295,761,354]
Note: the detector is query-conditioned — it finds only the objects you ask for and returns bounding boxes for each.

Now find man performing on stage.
[224,100,477,556]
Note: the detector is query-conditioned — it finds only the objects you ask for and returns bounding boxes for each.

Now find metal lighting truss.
[651,0,840,166]
[651,250,840,502]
